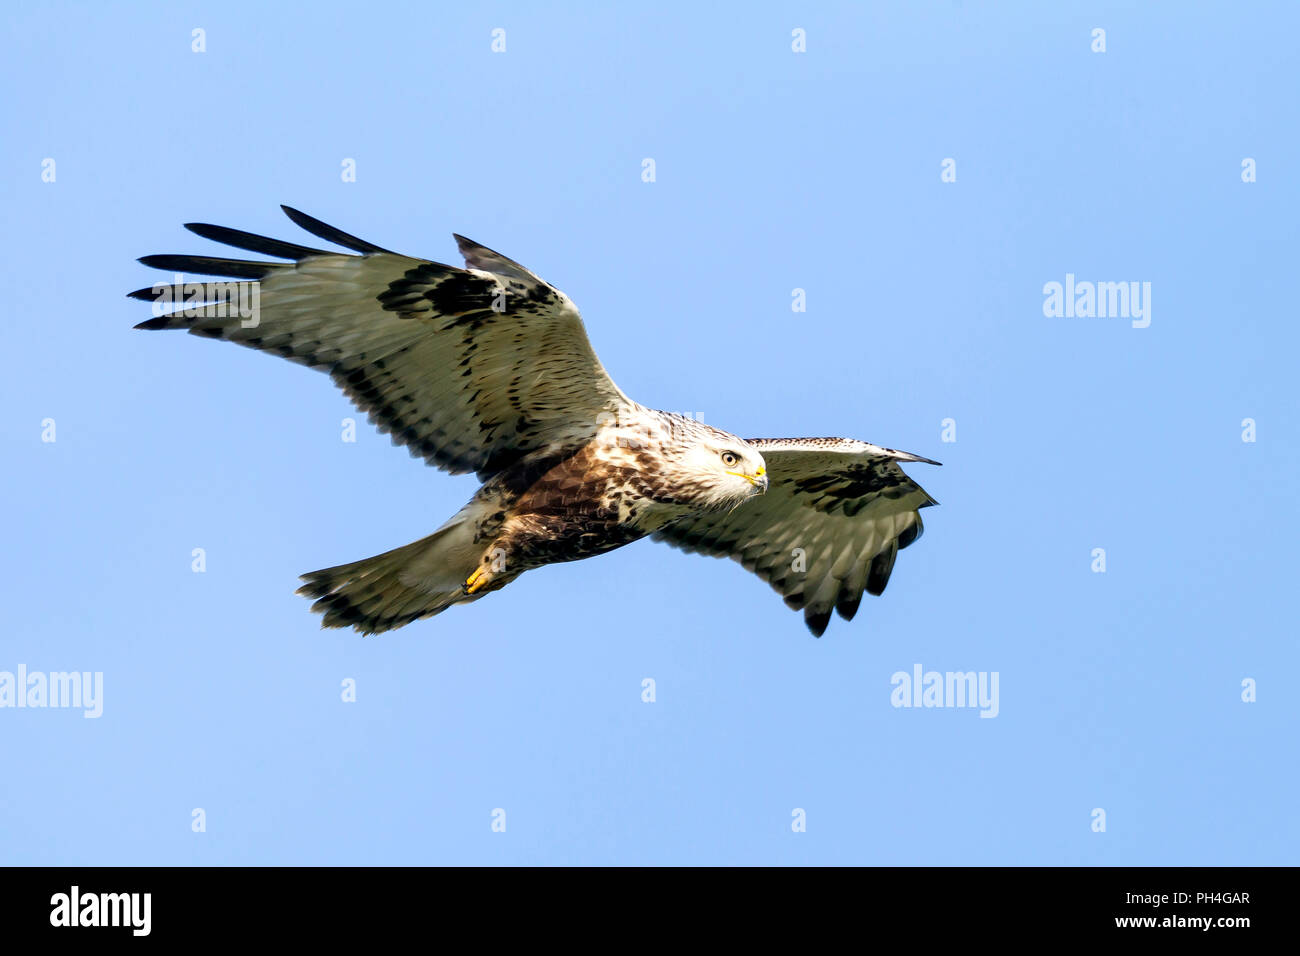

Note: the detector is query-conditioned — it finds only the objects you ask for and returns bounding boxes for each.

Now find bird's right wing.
[130,206,632,479]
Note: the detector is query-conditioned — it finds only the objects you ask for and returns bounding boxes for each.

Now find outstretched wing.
[652,438,939,636]
[130,206,631,479]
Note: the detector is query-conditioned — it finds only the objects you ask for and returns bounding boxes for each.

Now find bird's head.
[676,433,768,511]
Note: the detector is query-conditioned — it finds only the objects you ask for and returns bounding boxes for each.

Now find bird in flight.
[131,207,939,636]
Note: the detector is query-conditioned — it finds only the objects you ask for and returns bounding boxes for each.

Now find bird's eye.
[721,452,739,467]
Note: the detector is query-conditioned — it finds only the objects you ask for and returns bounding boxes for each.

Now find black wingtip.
[834,595,862,622]
[126,285,172,301]
[136,253,275,279]
[898,516,924,551]
[133,317,172,331]
[183,220,334,260]
[280,205,392,255]
[805,609,831,638]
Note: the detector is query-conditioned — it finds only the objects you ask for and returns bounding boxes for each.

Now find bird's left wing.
[652,438,939,636]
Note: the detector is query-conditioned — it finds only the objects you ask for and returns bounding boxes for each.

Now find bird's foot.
[463,566,494,595]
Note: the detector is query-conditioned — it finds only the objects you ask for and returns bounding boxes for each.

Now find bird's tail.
[296,515,505,635]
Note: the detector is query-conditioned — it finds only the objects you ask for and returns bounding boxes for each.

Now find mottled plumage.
[131,208,939,636]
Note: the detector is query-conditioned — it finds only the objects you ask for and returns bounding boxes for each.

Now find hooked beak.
[728,465,768,493]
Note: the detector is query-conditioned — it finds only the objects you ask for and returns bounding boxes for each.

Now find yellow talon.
[465,567,488,594]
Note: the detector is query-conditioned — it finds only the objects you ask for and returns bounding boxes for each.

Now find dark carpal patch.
[790,462,917,514]
[379,264,555,323]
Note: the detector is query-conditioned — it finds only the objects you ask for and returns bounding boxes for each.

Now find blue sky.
[2,1,1296,865]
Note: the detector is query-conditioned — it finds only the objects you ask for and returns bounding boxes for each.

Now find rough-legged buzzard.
[130,207,939,636]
